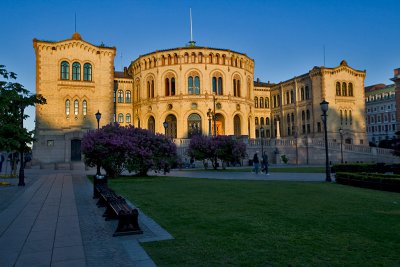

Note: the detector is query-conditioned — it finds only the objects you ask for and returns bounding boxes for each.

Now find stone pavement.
[0,168,172,267]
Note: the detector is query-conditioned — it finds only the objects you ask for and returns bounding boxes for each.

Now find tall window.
[83,63,92,81]
[260,97,264,108]
[255,117,259,125]
[61,61,69,80]
[290,90,294,103]
[188,74,200,95]
[113,89,116,103]
[254,97,258,108]
[188,113,202,138]
[233,77,241,97]
[342,82,347,96]
[126,113,131,124]
[65,99,70,115]
[148,116,155,133]
[336,82,341,96]
[165,76,176,96]
[82,100,87,116]
[286,91,290,105]
[234,115,241,136]
[212,74,223,95]
[126,91,132,103]
[118,90,123,103]
[348,83,353,96]
[305,86,310,100]
[72,62,81,80]
[301,87,305,100]
[74,100,79,115]
[265,97,269,108]
[118,113,124,123]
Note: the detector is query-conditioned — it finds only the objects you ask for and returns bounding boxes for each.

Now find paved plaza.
[0,166,326,266]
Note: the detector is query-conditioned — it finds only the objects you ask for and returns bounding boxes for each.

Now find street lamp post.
[320,100,331,182]
[213,94,217,136]
[95,110,101,176]
[260,126,264,155]
[18,105,25,186]
[163,121,168,136]
[207,108,212,136]
[339,127,344,164]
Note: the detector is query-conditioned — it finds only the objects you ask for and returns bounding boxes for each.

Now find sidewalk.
[0,168,171,267]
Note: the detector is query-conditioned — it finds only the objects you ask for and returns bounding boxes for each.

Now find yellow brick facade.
[32,33,367,164]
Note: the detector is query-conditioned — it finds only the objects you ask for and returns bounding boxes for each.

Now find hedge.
[335,172,400,193]
[331,163,400,174]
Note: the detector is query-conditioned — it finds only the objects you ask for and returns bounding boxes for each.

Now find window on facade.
[82,100,87,116]
[345,110,348,124]
[126,91,132,103]
[260,97,264,108]
[165,76,176,96]
[301,87,305,100]
[266,117,270,125]
[286,91,290,105]
[336,82,341,96]
[212,75,223,95]
[126,113,131,123]
[148,116,155,133]
[118,90,123,103]
[290,90,294,103]
[265,97,269,108]
[260,117,264,125]
[349,110,352,125]
[61,61,69,80]
[72,62,81,80]
[342,82,347,96]
[277,95,281,106]
[233,78,241,97]
[348,83,353,96]
[74,100,79,115]
[340,110,343,125]
[255,117,259,125]
[65,99,70,116]
[305,86,310,100]
[302,111,305,121]
[118,113,124,123]
[188,113,202,138]
[306,110,310,120]
[83,63,92,81]
[188,75,200,95]
[273,96,277,108]
[255,97,258,108]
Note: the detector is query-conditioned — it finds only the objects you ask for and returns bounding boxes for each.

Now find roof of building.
[365,83,395,95]
[114,70,131,79]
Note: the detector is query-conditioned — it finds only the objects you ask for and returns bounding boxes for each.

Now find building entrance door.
[71,139,82,161]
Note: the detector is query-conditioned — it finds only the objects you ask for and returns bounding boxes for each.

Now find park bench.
[94,177,143,236]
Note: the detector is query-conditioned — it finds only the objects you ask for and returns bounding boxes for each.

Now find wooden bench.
[94,182,143,236]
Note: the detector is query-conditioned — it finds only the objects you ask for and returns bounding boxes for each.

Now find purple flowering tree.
[187,135,214,169]
[82,124,177,177]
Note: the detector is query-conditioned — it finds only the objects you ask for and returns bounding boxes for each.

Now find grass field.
[185,166,325,173]
[109,176,400,266]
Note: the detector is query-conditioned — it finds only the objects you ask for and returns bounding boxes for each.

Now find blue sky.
[2,0,399,131]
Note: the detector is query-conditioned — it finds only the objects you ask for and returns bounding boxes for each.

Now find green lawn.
[109,177,400,266]
[186,166,325,173]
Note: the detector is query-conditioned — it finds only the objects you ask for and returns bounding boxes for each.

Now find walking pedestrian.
[262,152,269,175]
[253,151,260,174]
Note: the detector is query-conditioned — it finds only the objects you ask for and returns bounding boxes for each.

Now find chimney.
[256,78,260,83]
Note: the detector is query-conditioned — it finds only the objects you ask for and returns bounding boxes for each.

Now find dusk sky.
[2,0,399,131]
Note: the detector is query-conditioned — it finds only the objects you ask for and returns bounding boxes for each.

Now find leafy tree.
[0,65,46,183]
[187,135,213,168]
[82,124,177,177]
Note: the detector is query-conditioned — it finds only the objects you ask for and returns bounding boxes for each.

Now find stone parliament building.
[33,32,397,166]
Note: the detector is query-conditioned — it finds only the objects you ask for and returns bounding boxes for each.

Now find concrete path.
[0,169,171,267]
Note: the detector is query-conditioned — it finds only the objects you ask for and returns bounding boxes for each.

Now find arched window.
[233,77,241,97]
[174,54,178,64]
[165,114,177,138]
[82,100,87,116]
[118,113,124,123]
[147,81,151,98]
[254,97,258,108]
[306,109,310,120]
[151,80,155,98]
[118,90,123,103]
[287,114,290,123]
[126,91,132,103]
[234,115,241,136]
[165,75,176,96]
[349,110,352,125]
[340,110,343,124]
[188,74,200,95]
[286,91,290,105]
[305,86,310,100]
[277,95,281,106]
[72,62,81,80]
[342,82,347,96]
[65,99,70,115]
[266,117,270,125]
[255,117,259,125]
[301,87,305,100]
[265,97,269,108]
[148,116,155,133]
[336,82,341,96]
[290,90,294,103]
[260,97,264,108]
[184,53,189,63]
[348,83,353,96]
[198,53,203,63]
[302,111,305,121]
[83,63,92,81]
[74,100,79,115]
[61,61,69,80]
[188,113,202,138]
[345,110,348,124]
[126,113,131,124]
[212,73,223,95]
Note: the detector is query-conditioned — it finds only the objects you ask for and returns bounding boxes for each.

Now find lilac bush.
[82,124,177,177]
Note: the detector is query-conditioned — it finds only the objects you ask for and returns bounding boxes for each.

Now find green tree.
[0,65,46,184]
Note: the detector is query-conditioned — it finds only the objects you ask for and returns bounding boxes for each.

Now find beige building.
[32,33,368,165]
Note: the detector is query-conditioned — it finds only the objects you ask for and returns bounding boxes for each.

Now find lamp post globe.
[95,110,102,130]
[320,100,331,182]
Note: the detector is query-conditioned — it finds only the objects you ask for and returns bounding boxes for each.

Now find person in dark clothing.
[253,152,260,174]
[262,152,269,175]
